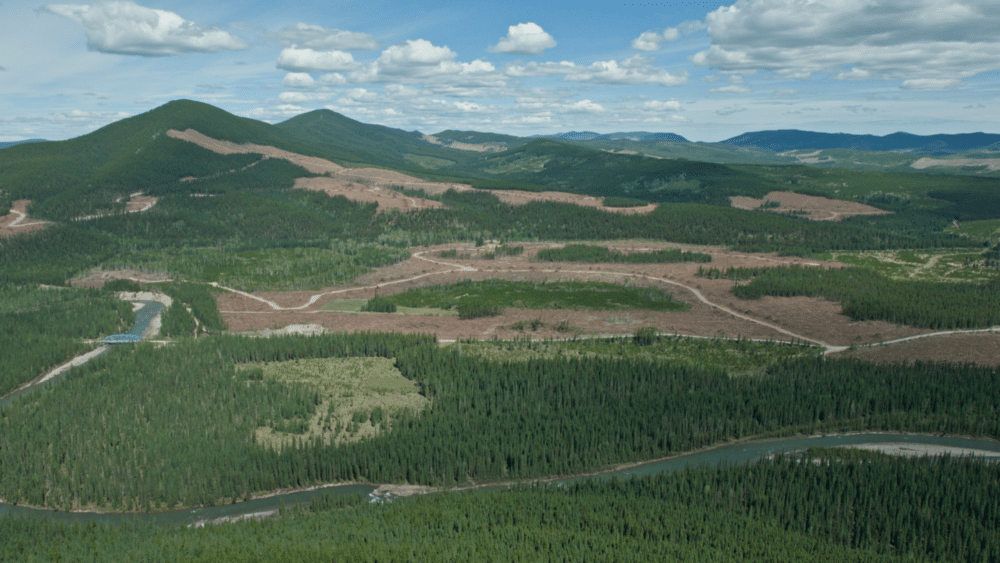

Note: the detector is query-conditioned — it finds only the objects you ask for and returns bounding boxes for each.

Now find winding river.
[2,301,998,526]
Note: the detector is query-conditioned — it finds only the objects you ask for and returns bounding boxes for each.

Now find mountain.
[0,100,485,220]
[719,130,1000,154]
[0,139,47,150]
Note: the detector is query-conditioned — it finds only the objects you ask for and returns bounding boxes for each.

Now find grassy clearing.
[403,153,456,169]
[387,279,687,313]
[811,248,1000,283]
[241,357,428,450]
[947,218,1000,245]
[320,298,458,316]
[451,334,822,377]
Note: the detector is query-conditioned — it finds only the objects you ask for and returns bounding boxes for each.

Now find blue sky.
[2,0,998,142]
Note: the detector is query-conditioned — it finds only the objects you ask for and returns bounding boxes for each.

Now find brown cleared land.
[215,242,932,348]
[730,190,889,221]
[830,331,1000,366]
[169,129,659,215]
[0,200,48,238]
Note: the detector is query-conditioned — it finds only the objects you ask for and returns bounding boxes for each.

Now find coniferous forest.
[2,100,1000,561]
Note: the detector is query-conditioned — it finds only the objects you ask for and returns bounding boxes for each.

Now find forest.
[535,243,712,263]
[703,264,1000,329]
[1,331,998,512]
[2,450,997,562]
[0,284,134,396]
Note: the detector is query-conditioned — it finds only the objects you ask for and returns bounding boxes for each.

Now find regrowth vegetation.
[536,244,711,264]
[386,278,687,314]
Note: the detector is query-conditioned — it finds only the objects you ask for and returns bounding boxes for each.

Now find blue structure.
[103,334,142,344]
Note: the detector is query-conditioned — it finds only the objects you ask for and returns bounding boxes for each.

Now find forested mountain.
[719,129,1000,154]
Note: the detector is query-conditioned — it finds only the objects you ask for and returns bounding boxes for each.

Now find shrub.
[362,295,397,313]
[457,300,503,319]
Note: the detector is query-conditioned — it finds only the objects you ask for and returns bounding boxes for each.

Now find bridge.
[102,334,142,345]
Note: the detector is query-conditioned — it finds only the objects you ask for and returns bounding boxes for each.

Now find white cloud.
[42,1,247,56]
[505,56,686,86]
[379,39,456,67]
[488,22,557,55]
[711,85,751,93]
[277,47,358,73]
[901,78,964,90]
[565,99,604,112]
[692,0,1000,89]
[504,61,577,77]
[271,23,380,51]
[281,72,315,88]
[569,56,688,86]
[631,20,705,51]
[643,100,682,111]
[278,91,331,103]
[338,88,378,104]
[771,89,798,98]
[318,73,348,86]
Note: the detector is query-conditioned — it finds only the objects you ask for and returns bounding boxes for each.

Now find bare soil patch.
[293,177,444,211]
[217,241,935,348]
[490,190,659,215]
[169,129,658,215]
[71,269,172,288]
[730,191,889,221]
[911,157,1000,172]
[167,129,346,175]
[0,200,48,238]
[421,134,506,153]
[125,194,158,213]
[830,332,1000,366]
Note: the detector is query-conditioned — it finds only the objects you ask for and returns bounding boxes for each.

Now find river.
[2,300,998,526]
[1,432,997,527]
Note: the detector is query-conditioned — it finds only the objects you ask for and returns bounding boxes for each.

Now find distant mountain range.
[530,131,690,142]
[716,130,1000,155]
[0,139,47,150]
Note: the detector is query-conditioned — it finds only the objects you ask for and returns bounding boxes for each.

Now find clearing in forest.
[242,357,428,450]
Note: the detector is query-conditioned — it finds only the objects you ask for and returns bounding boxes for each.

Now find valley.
[1,99,999,562]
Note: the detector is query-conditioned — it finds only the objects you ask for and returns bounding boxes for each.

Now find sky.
[1,0,998,142]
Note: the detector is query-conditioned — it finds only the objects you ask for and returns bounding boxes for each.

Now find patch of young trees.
[537,243,711,264]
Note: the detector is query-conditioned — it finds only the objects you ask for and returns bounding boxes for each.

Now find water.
[0,301,164,409]
[3,302,998,524]
[1,432,997,526]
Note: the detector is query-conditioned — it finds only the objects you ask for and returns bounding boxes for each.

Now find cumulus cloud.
[351,39,501,87]
[281,72,315,88]
[631,20,705,51]
[711,85,751,93]
[271,23,380,50]
[42,1,247,56]
[488,22,556,55]
[277,47,358,73]
[692,0,1000,89]
[278,91,332,104]
[643,100,682,111]
[508,55,687,86]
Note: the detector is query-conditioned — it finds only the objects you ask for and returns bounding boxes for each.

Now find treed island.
[1,100,999,562]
